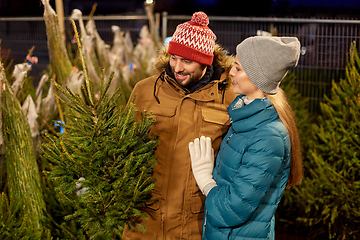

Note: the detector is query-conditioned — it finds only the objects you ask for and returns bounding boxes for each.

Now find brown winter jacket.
[123,45,236,240]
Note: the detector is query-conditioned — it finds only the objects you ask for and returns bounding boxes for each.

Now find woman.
[189,36,303,240]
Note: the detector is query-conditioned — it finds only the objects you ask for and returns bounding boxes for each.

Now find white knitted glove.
[189,136,217,196]
[75,177,89,196]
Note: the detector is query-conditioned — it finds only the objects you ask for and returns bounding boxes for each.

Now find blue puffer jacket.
[203,95,291,240]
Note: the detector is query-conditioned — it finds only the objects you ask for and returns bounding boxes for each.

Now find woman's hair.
[267,89,303,187]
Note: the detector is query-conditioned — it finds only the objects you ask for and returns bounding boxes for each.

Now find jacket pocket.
[190,193,206,214]
[146,191,161,211]
[146,199,160,211]
[151,104,177,118]
[143,192,161,223]
[201,108,230,125]
[200,108,230,139]
[142,102,177,135]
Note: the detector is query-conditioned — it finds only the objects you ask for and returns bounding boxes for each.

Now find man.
[123,11,236,240]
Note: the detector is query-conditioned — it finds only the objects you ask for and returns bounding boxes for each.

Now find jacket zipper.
[203,209,207,238]
[161,212,165,239]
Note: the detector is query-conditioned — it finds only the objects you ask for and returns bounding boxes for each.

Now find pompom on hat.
[168,12,216,66]
[236,36,301,94]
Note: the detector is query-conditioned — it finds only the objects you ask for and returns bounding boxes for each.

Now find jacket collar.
[228,95,279,133]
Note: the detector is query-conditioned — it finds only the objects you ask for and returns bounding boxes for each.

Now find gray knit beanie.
[236,36,300,94]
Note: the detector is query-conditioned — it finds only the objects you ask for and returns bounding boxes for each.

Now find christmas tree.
[0,64,49,238]
[288,41,360,239]
[40,21,158,239]
[42,0,73,86]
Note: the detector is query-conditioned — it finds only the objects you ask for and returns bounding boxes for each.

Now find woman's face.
[229,55,265,100]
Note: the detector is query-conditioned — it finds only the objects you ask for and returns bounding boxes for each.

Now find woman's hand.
[189,136,217,196]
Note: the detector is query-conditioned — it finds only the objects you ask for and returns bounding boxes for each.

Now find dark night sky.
[0,0,359,18]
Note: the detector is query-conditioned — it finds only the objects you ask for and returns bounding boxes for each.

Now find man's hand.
[189,136,217,196]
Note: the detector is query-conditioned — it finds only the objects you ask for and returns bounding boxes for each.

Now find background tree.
[280,42,360,239]
[0,64,49,238]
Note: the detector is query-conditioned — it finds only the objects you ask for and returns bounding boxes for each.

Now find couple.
[123,11,303,240]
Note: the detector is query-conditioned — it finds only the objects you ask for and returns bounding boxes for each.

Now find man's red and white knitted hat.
[168,12,216,66]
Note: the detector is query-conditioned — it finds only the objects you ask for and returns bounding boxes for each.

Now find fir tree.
[42,0,73,86]
[1,64,49,238]
[290,41,360,239]
[40,21,158,239]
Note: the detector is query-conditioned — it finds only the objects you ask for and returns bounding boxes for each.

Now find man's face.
[169,55,207,88]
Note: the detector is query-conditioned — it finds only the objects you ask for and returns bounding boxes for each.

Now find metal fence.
[0,15,150,84]
[164,14,360,113]
[1,13,360,113]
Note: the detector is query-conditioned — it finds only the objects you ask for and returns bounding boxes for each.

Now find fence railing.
[164,14,360,113]
[1,13,360,113]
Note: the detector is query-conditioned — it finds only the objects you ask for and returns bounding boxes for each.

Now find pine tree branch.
[71,20,94,106]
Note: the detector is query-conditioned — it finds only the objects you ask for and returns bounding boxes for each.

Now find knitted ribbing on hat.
[237,36,300,94]
[168,12,216,66]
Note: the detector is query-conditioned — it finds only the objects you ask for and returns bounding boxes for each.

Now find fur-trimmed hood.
[154,44,234,82]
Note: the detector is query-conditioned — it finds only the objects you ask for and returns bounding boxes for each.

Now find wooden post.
[55,0,65,43]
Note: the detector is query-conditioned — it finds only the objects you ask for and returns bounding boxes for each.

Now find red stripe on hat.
[168,41,214,66]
